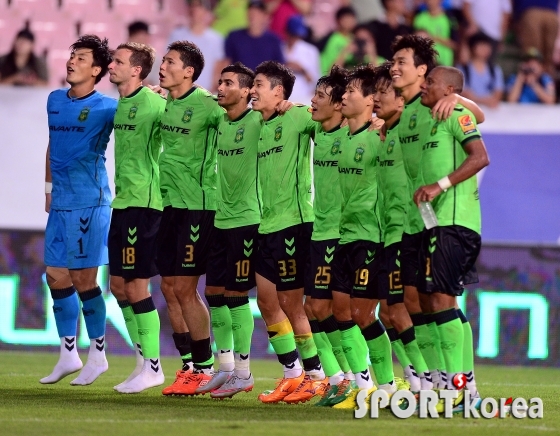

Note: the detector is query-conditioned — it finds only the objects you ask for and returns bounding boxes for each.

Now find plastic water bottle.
[418,201,439,229]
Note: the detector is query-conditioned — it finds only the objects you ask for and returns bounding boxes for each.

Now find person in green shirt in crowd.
[320,6,357,75]
[107,42,166,394]
[413,0,456,66]
[414,66,489,412]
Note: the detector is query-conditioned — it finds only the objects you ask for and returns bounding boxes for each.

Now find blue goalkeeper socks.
[79,287,106,339]
[51,286,79,337]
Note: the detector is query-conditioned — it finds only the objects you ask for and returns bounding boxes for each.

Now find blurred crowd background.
[0,0,559,104]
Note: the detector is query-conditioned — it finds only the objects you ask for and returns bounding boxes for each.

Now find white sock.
[420,371,434,390]
[40,336,83,384]
[306,365,325,381]
[116,358,165,394]
[70,336,108,385]
[114,343,144,389]
[430,369,441,387]
[379,379,397,395]
[234,352,251,379]
[218,349,235,372]
[404,365,421,392]
[439,370,448,389]
[328,370,344,386]
[283,359,302,379]
[344,371,355,381]
[355,368,374,389]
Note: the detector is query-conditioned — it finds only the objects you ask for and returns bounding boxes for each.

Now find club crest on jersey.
[78,107,90,122]
[354,146,365,162]
[128,105,138,120]
[408,112,417,130]
[234,126,245,143]
[331,138,341,155]
[182,107,194,123]
[430,122,440,136]
[274,125,282,141]
[387,140,395,154]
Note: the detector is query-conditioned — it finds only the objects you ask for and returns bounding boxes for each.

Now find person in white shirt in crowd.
[462,0,511,58]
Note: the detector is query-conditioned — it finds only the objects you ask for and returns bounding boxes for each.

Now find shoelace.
[221,375,239,388]
[335,379,351,396]
[291,376,311,393]
[318,384,334,400]
[182,372,204,384]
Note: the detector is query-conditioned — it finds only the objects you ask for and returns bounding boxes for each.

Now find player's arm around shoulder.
[288,104,316,137]
[431,94,485,124]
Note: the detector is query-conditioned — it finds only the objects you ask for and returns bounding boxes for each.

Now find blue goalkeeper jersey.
[47,89,117,210]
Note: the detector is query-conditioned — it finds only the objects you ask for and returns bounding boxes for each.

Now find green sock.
[459,311,474,373]
[427,317,446,372]
[226,295,254,355]
[434,309,464,375]
[268,319,297,355]
[411,313,440,372]
[320,316,351,373]
[131,297,160,359]
[362,320,394,385]
[400,327,429,374]
[310,320,340,377]
[386,327,412,369]
[118,302,139,346]
[294,333,318,360]
[206,295,233,351]
[339,322,368,374]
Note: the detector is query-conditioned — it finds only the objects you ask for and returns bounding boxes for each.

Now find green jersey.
[338,122,382,245]
[413,12,454,66]
[377,120,408,247]
[399,93,433,234]
[312,123,346,241]
[159,86,224,210]
[215,109,262,229]
[420,105,482,234]
[257,106,315,234]
[112,87,165,210]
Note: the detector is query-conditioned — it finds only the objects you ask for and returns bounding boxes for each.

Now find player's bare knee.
[109,275,126,300]
[45,267,73,289]
[379,310,391,329]
[303,297,314,319]
[310,298,331,321]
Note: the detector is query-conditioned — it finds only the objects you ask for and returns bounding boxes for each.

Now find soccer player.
[414,66,489,410]
[373,63,433,392]
[250,61,326,404]
[390,35,485,388]
[331,65,398,409]
[198,63,260,398]
[305,65,355,407]
[41,35,116,385]
[107,42,165,393]
[156,41,224,395]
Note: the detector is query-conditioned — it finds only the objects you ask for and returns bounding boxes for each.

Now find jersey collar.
[177,86,197,100]
[229,108,252,123]
[323,123,342,134]
[66,89,96,100]
[348,121,371,136]
[405,92,422,106]
[124,85,144,99]
[386,118,400,131]
[264,111,279,122]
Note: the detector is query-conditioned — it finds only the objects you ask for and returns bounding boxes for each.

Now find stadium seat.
[47,47,71,88]
[29,11,75,54]
[111,0,163,22]
[61,0,109,20]
[0,13,26,53]
[10,0,59,19]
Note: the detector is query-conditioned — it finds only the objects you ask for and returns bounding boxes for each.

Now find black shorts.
[305,239,339,299]
[384,242,404,306]
[400,231,426,292]
[255,222,312,291]
[156,207,216,277]
[206,224,259,291]
[331,240,385,300]
[422,225,481,296]
[108,207,161,279]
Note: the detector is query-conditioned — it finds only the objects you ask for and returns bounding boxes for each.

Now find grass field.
[0,351,557,436]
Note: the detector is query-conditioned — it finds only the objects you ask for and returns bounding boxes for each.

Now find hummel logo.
[65,337,75,351]
[79,217,90,234]
[285,362,296,369]
[95,338,105,351]
[49,111,59,114]
[360,371,370,382]
[82,309,95,316]
[220,350,232,354]
[150,359,159,372]
[240,354,249,360]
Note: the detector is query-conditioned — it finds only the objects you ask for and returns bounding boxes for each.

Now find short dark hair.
[255,61,295,99]
[70,34,112,84]
[372,61,401,96]
[316,64,348,104]
[391,34,438,75]
[128,21,149,36]
[432,66,464,93]
[347,64,376,96]
[116,42,156,80]
[167,40,205,81]
[467,32,494,50]
[335,6,356,21]
[221,62,255,102]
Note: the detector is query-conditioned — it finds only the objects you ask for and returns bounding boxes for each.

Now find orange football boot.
[173,371,212,396]
[283,375,329,404]
[258,372,305,404]
[162,369,192,395]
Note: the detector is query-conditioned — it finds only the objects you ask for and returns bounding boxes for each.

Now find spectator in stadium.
[506,48,556,104]
[168,0,224,91]
[319,6,357,75]
[513,0,559,74]
[223,0,284,71]
[367,0,413,62]
[351,0,385,24]
[458,33,505,108]
[213,0,249,36]
[413,0,457,66]
[462,0,511,56]
[283,15,320,102]
[0,28,48,86]
[268,0,312,40]
[127,21,160,86]
[333,24,381,70]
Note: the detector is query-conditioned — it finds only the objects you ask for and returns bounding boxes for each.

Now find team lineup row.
[40,32,489,412]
